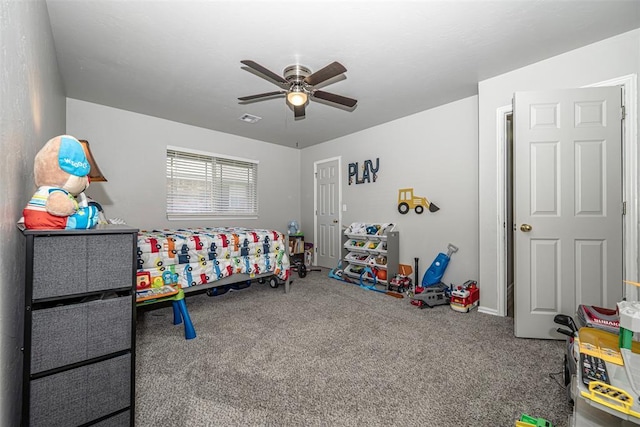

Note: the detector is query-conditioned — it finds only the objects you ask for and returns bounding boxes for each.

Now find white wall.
[301,96,479,289]
[478,29,640,314]
[0,0,66,424]
[66,99,301,233]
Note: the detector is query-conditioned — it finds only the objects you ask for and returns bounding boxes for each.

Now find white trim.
[496,104,512,317]
[313,156,342,267]
[478,306,499,316]
[495,74,639,316]
[166,145,259,164]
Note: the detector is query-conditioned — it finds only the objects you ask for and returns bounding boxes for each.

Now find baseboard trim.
[478,306,499,316]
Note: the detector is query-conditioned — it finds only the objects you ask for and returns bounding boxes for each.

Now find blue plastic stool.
[137,287,196,340]
[170,289,196,340]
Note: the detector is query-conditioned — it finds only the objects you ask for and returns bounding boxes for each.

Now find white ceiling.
[45,0,640,149]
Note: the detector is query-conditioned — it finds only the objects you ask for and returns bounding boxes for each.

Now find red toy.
[450,280,479,312]
[136,271,152,290]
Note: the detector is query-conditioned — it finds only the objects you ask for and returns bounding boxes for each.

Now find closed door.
[315,158,340,268]
[514,87,623,339]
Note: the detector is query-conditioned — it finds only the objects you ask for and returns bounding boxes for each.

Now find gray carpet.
[135,270,572,426]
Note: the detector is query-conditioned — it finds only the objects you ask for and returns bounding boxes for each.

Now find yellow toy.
[515,414,552,426]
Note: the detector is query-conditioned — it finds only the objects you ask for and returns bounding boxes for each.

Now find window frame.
[166,145,259,220]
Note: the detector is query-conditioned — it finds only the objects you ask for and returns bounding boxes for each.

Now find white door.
[315,158,340,268]
[514,87,623,339]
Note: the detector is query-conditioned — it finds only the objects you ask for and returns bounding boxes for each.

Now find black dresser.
[21,225,138,426]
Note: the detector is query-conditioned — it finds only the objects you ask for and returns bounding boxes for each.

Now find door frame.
[495,74,638,316]
[313,156,342,266]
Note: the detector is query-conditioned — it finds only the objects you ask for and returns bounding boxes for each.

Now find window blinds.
[166,149,258,218]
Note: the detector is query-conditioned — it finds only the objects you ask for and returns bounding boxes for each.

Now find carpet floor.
[135,270,572,426]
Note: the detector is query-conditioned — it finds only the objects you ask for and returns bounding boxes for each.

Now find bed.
[136,227,291,295]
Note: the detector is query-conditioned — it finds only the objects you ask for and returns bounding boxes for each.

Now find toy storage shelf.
[342,223,398,287]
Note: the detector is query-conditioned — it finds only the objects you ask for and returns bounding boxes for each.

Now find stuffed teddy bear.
[21,135,100,230]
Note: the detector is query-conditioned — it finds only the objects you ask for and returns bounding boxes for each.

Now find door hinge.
[622,105,626,120]
[623,201,627,216]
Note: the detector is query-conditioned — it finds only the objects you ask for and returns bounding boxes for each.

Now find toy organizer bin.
[342,223,398,286]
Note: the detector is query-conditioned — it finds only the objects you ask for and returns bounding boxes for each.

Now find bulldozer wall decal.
[397,188,439,214]
[348,158,379,185]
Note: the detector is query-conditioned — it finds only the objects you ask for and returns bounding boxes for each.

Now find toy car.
[388,274,412,293]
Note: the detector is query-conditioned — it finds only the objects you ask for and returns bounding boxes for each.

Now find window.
[166,147,258,219]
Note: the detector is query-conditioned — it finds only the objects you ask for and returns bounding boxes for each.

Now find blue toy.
[328,261,403,298]
[288,220,300,235]
[422,243,458,287]
[358,266,404,298]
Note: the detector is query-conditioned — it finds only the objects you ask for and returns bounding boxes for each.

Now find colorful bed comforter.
[137,227,290,289]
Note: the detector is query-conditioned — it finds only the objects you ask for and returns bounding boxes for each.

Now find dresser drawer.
[31,297,131,373]
[29,354,131,427]
[92,409,131,427]
[32,233,134,299]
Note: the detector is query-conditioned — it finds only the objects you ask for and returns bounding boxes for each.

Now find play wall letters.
[348,158,379,185]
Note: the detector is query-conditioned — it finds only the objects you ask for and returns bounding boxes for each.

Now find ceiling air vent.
[239,113,261,124]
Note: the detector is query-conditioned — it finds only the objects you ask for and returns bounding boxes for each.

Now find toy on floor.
[515,414,552,426]
[388,264,413,294]
[409,244,458,308]
[328,259,347,281]
[449,280,479,312]
[553,281,640,422]
[422,243,458,287]
[410,283,450,308]
[290,260,308,278]
[358,266,403,298]
[290,243,322,279]
[328,260,402,298]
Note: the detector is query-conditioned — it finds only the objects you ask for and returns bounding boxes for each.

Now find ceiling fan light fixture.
[287,88,307,106]
[240,60,356,118]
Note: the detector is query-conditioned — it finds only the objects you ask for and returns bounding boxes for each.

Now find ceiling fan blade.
[312,90,358,108]
[304,61,347,86]
[238,91,286,101]
[240,60,288,85]
[294,104,306,119]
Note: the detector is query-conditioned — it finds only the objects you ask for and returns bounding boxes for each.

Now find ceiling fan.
[238,60,358,119]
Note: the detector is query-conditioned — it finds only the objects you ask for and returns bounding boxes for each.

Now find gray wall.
[300,96,480,290]
[0,0,66,424]
[66,99,301,232]
[478,29,640,314]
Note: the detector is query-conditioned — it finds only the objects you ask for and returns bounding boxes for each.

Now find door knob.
[333,220,338,224]
[520,224,532,232]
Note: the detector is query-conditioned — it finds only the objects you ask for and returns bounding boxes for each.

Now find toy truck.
[388,274,411,293]
[450,280,479,312]
[409,283,450,308]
